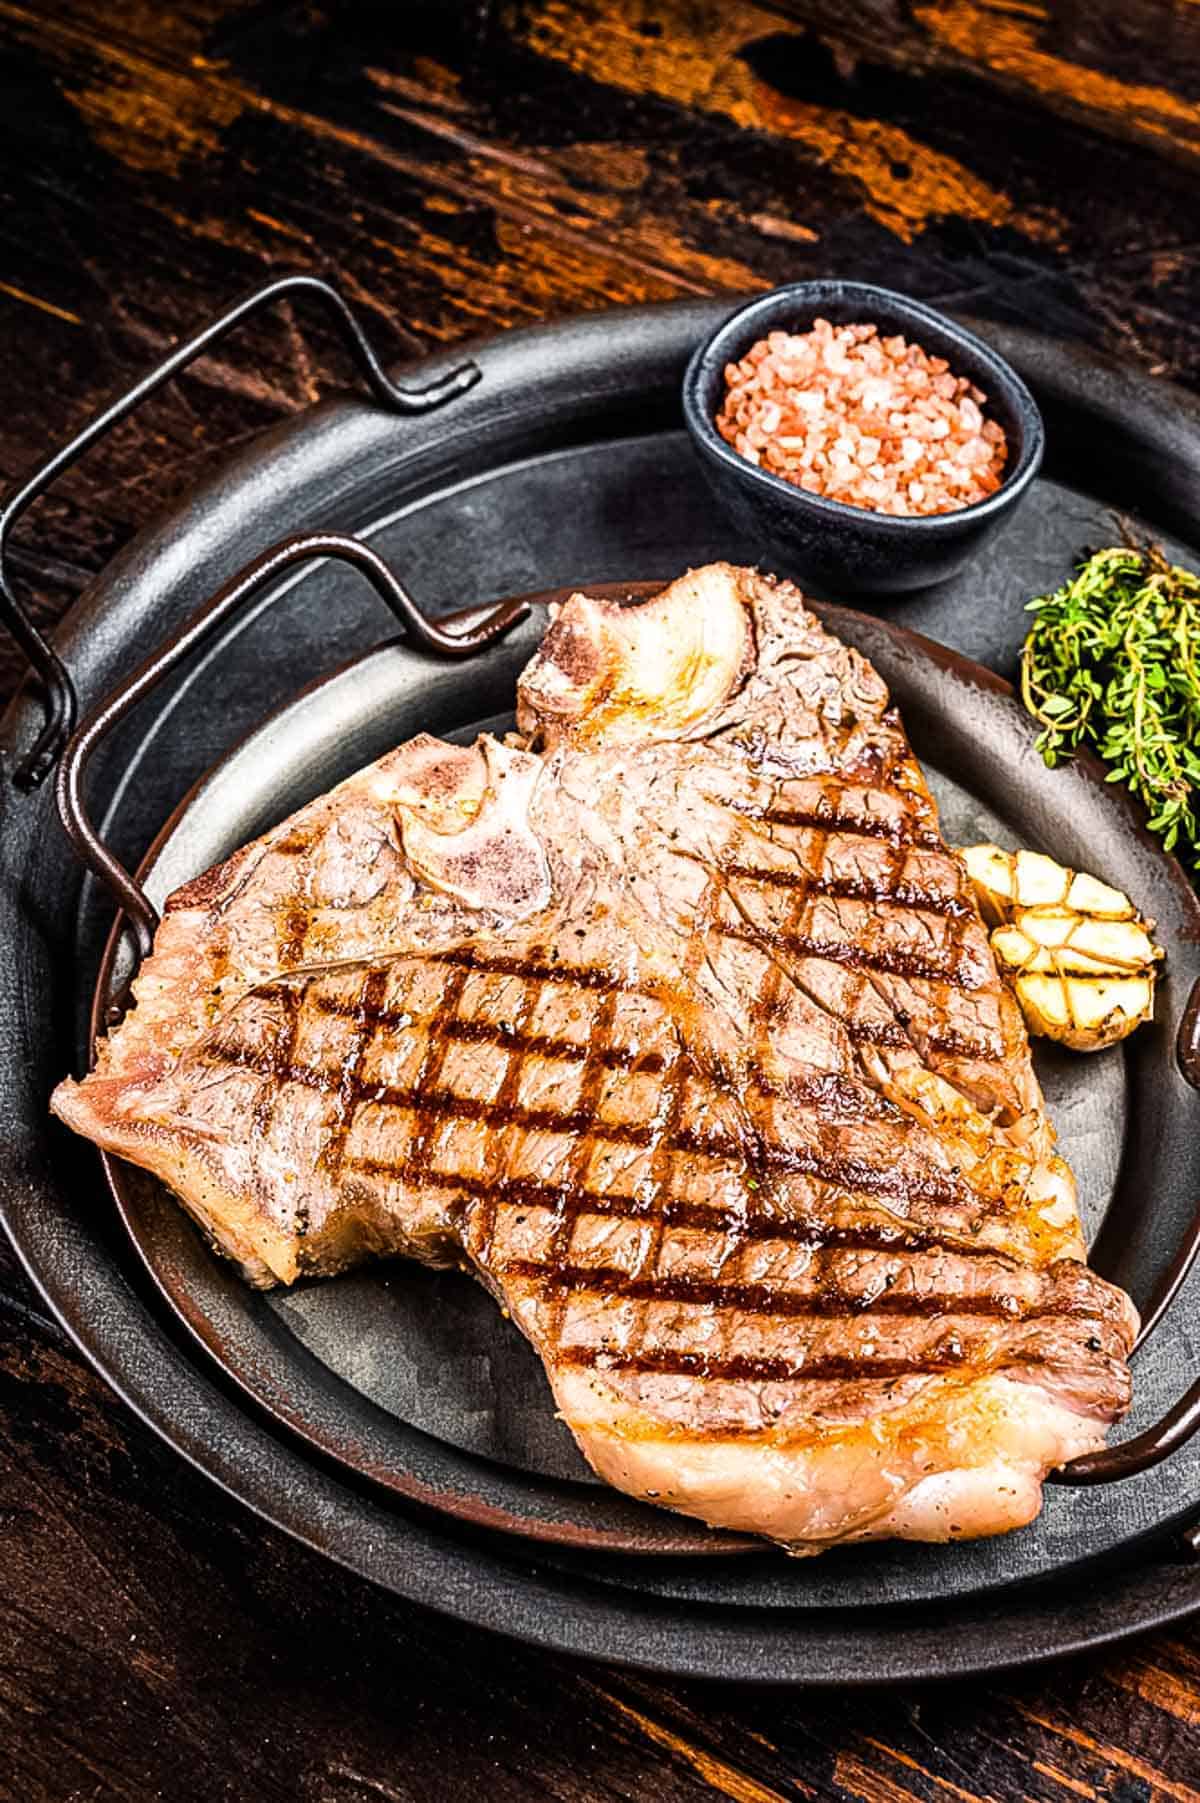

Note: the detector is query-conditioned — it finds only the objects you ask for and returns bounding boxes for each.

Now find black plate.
[4,298,1200,1681]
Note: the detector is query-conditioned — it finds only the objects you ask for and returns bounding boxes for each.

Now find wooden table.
[3,4,1200,1797]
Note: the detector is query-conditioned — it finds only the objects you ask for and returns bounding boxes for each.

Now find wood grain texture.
[2,3,1200,1798]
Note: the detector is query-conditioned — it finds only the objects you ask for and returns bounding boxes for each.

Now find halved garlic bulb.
[960,843,1163,1052]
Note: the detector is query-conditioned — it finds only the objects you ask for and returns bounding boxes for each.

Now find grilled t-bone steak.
[53,564,1137,1550]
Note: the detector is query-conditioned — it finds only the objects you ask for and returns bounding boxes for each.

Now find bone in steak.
[52,564,1137,1550]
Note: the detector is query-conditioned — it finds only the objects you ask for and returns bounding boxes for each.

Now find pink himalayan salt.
[716,318,1008,517]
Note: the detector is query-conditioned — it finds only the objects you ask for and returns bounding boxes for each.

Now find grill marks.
[724,861,972,920]
[195,824,1026,1393]
[322,966,390,1181]
[504,1261,1041,1319]
[338,1164,1001,1256]
[667,1131,963,1210]
[219,976,968,1186]
[756,804,941,849]
[540,989,622,1347]
[723,924,977,987]
[277,901,312,969]
[211,1034,664,1147]
[845,844,908,1083]
[312,992,669,1074]
[740,808,830,1206]
[463,956,547,1265]
[250,984,302,1143]
[307,939,997,1065]
[399,961,471,1193]
[252,901,317,1166]
[442,947,617,988]
[199,937,1026,1387]
[554,1347,1047,1384]
[188,769,1039,1392]
[846,1017,1002,1063]
[724,795,983,991]
[623,869,711,1311]
[738,806,997,1065]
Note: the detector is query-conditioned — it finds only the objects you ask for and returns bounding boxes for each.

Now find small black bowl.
[682,281,1045,597]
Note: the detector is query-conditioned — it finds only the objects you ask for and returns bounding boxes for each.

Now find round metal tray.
[4,298,1200,1681]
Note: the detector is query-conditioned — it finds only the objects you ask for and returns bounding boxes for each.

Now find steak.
[52,564,1137,1550]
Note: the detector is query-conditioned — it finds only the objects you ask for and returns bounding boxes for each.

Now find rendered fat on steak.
[53,565,1137,1551]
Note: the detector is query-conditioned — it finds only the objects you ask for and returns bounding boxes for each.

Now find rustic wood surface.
[3,2,1200,1797]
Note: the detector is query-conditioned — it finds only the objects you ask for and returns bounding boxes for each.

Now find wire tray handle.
[57,531,527,962]
[1,271,482,790]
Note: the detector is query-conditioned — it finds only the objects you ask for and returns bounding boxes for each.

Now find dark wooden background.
[3,3,1200,1797]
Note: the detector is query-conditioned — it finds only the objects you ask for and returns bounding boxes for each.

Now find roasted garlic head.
[960,844,1163,1052]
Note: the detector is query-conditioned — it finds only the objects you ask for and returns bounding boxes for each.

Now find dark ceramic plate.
[4,298,1200,1681]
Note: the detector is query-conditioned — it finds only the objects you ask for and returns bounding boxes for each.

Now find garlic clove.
[959,842,1162,1052]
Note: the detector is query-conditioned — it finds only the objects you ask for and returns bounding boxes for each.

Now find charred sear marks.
[189,900,1059,1397]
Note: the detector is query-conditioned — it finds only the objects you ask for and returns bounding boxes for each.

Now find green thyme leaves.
[1020,544,1200,873]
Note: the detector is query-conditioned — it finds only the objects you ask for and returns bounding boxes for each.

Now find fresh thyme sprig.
[1020,542,1200,874]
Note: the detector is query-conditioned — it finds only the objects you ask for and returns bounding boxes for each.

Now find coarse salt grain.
[716,319,1008,517]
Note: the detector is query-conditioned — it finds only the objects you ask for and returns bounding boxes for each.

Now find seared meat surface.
[53,564,1136,1550]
